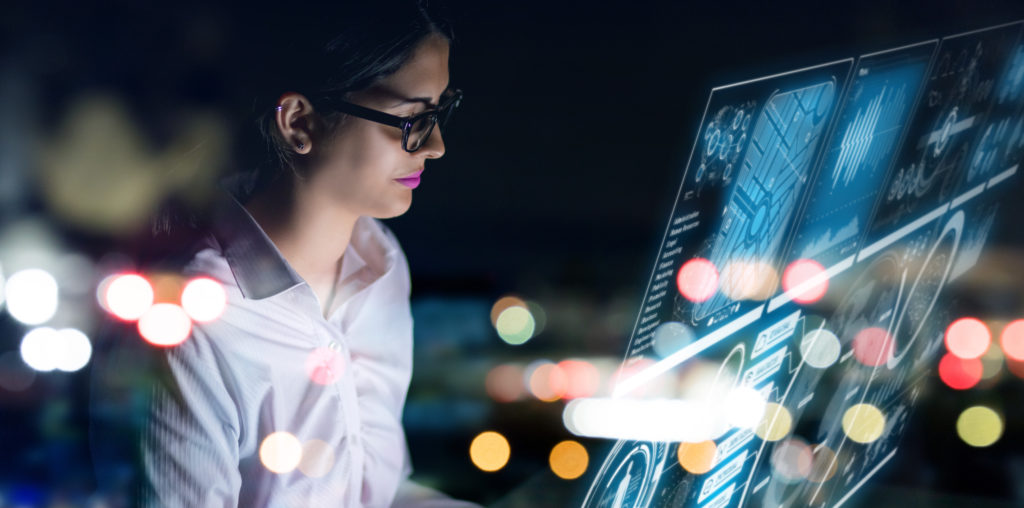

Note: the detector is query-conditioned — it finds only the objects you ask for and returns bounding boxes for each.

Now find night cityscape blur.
[3,1,1024,507]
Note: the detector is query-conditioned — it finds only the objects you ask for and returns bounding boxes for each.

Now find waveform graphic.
[832,85,908,188]
[799,217,859,259]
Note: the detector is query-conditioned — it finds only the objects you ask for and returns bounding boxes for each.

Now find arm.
[140,325,242,508]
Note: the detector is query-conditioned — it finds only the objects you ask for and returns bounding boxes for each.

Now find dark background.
[2,1,1024,506]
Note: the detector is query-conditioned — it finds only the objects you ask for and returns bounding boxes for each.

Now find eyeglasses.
[316,88,463,153]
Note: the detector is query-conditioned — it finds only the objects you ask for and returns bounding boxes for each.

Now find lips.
[394,169,424,189]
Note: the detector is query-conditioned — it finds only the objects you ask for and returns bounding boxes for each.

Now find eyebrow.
[390,96,437,108]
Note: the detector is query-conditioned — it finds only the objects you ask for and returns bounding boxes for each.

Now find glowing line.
[857,203,948,262]
[767,254,854,312]
[950,183,985,209]
[833,447,898,508]
[920,116,975,147]
[988,164,1018,187]
[612,306,764,397]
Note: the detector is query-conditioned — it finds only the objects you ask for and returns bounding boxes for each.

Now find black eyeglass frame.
[314,89,463,153]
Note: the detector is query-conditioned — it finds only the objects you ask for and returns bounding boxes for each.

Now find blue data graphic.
[868,23,1022,241]
[580,20,1024,508]
[790,42,936,268]
[694,80,839,324]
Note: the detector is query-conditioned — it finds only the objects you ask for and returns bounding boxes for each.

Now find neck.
[244,176,357,303]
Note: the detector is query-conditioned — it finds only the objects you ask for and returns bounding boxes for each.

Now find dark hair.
[228,0,454,202]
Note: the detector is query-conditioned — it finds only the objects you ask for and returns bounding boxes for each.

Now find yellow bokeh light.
[490,295,527,326]
[549,440,589,480]
[469,431,511,472]
[720,260,777,301]
[841,404,886,444]
[677,440,717,474]
[496,306,535,345]
[298,439,336,478]
[260,431,303,474]
[756,403,792,442]
[957,406,1003,447]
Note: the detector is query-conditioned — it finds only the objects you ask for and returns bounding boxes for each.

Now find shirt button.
[327,340,342,352]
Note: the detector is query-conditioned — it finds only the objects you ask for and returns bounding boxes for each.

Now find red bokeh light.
[944,317,991,360]
[485,364,525,403]
[1000,319,1024,362]
[852,327,893,366]
[305,347,345,385]
[938,353,983,390]
[557,359,601,399]
[676,258,719,303]
[782,259,828,304]
[529,363,568,402]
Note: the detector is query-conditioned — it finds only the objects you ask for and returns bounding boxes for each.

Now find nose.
[420,125,446,159]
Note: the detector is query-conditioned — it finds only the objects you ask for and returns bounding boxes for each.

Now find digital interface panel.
[579,21,1024,508]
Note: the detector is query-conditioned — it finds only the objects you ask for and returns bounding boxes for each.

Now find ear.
[275,92,316,155]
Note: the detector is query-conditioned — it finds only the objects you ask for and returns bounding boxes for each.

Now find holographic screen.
[566,21,1024,508]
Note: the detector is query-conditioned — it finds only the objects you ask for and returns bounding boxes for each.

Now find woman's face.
[307,33,450,219]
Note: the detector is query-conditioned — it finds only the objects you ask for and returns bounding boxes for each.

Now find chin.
[371,199,413,219]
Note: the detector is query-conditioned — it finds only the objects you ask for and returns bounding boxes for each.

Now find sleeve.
[139,325,243,508]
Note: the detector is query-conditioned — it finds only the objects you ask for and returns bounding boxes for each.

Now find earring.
[297,142,305,150]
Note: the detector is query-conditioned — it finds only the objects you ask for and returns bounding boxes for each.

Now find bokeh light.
[0,262,6,310]
[720,259,777,301]
[808,444,838,483]
[469,431,510,472]
[55,328,92,372]
[841,404,886,444]
[181,277,227,323]
[495,306,536,345]
[5,268,59,325]
[485,363,526,403]
[956,406,1003,447]
[944,317,990,360]
[652,321,696,359]
[782,259,828,304]
[938,353,983,390]
[771,437,813,482]
[676,257,718,302]
[557,359,600,399]
[490,295,527,327]
[305,347,345,386]
[549,440,589,480]
[677,440,717,474]
[20,327,61,372]
[137,303,192,347]
[723,385,767,429]
[102,273,154,321]
[852,327,893,367]
[298,439,336,478]
[756,402,793,442]
[999,319,1024,361]
[260,431,303,474]
[800,328,841,369]
[528,361,568,402]
[979,343,1004,381]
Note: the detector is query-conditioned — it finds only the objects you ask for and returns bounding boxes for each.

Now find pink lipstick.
[395,169,423,189]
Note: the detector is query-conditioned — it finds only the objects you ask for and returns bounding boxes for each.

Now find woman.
[94,2,478,507]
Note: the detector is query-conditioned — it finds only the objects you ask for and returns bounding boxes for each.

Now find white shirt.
[139,195,478,508]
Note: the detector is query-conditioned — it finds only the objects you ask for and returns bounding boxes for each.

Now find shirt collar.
[210,190,396,301]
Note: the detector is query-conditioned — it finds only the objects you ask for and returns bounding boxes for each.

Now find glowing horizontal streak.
[950,183,985,209]
[612,306,764,398]
[833,447,898,508]
[988,164,1018,187]
[562,397,719,442]
[857,203,948,262]
[921,116,976,147]
[767,255,854,312]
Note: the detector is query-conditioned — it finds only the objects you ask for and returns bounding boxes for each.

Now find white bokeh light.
[181,277,227,323]
[723,385,767,429]
[20,327,61,372]
[56,328,92,372]
[138,303,192,347]
[103,274,154,321]
[5,269,59,325]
